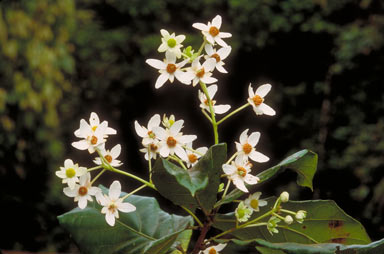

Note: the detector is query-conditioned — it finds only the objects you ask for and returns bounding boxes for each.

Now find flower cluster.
[135,114,207,168]
[57,112,136,226]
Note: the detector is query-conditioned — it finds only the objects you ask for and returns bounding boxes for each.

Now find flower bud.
[280,191,289,203]
[295,210,307,223]
[284,215,293,225]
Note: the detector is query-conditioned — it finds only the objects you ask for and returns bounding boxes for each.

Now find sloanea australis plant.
[58,15,383,254]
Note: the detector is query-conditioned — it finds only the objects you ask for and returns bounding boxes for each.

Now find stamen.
[166,136,177,147]
[208,248,217,254]
[196,68,205,78]
[105,155,113,163]
[166,63,177,74]
[188,154,198,164]
[108,203,117,213]
[211,53,220,62]
[92,126,98,132]
[90,135,98,145]
[209,26,219,37]
[243,143,252,154]
[252,95,264,106]
[78,186,88,196]
[237,167,247,177]
[150,143,158,152]
[148,130,156,139]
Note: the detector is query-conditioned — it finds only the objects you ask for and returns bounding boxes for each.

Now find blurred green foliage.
[0,0,383,252]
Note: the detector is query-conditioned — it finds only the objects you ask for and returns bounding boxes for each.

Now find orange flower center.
[209,26,219,37]
[211,53,220,62]
[105,154,112,163]
[237,167,247,177]
[166,63,177,74]
[252,95,264,106]
[196,68,205,78]
[243,143,252,154]
[148,130,156,139]
[188,154,198,164]
[208,248,217,254]
[166,136,177,147]
[108,203,117,213]
[78,186,88,196]
[149,143,158,152]
[90,135,98,145]
[204,99,216,106]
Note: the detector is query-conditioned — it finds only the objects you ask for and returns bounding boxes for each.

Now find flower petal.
[192,23,208,31]
[109,181,122,200]
[146,59,166,70]
[212,15,222,29]
[239,129,249,144]
[249,151,269,163]
[207,84,218,98]
[201,76,217,84]
[217,46,231,59]
[118,202,136,213]
[134,121,147,138]
[222,164,236,175]
[214,104,231,114]
[215,37,228,47]
[148,114,161,130]
[256,84,272,97]
[155,73,169,89]
[170,120,184,135]
[105,212,115,226]
[219,32,232,38]
[259,103,276,116]
[110,144,121,158]
[72,140,89,150]
[248,132,260,146]
[244,174,259,185]
[233,177,248,192]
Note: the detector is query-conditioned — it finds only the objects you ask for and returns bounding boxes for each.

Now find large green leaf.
[216,149,317,207]
[152,143,227,211]
[213,197,371,245]
[217,238,384,254]
[233,238,384,254]
[58,192,193,254]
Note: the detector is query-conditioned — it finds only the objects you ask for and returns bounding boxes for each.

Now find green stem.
[87,165,103,172]
[168,155,187,169]
[277,225,319,244]
[90,168,106,185]
[225,151,238,165]
[280,209,297,216]
[221,179,231,199]
[272,212,286,221]
[96,148,156,190]
[183,145,205,156]
[148,147,153,183]
[122,184,147,200]
[197,40,207,56]
[112,167,156,190]
[201,109,213,123]
[181,205,204,228]
[217,103,251,125]
[199,81,219,144]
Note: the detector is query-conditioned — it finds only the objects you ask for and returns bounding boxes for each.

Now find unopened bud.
[284,215,293,225]
[280,191,289,203]
[296,210,307,223]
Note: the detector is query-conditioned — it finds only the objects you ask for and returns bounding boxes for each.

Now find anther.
[243,143,252,154]
[209,26,219,37]
[78,186,88,196]
[166,63,177,74]
[252,95,264,106]
[166,136,177,147]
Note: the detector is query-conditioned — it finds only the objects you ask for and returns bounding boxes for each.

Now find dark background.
[0,0,383,252]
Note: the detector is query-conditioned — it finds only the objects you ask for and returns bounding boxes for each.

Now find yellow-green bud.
[167,38,177,48]
[284,215,293,225]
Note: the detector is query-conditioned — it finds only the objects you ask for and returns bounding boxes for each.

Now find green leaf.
[58,193,193,254]
[251,238,384,254]
[213,197,371,245]
[216,149,317,207]
[152,143,227,211]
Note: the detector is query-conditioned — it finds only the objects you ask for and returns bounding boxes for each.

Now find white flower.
[204,44,231,73]
[198,84,231,114]
[158,29,185,58]
[74,112,116,137]
[93,144,123,167]
[244,192,268,212]
[140,141,161,161]
[135,114,161,146]
[63,173,100,209]
[186,57,217,87]
[247,83,276,116]
[192,15,232,47]
[146,51,190,89]
[56,159,87,189]
[96,181,136,227]
[222,156,259,193]
[235,129,269,163]
[185,142,208,168]
[200,243,227,254]
[72,113,116,153]
[153,119,197,161]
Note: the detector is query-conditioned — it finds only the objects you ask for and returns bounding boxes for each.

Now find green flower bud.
[280,191,289,203]
[284,215,293,225]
